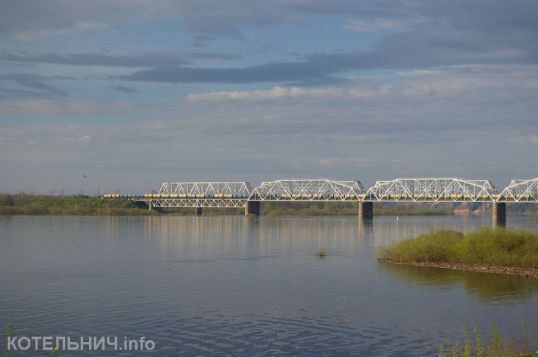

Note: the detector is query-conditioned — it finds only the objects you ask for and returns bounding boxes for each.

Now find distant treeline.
[260,201,453,216]
[0,194,537,216]
[0,194,156,216]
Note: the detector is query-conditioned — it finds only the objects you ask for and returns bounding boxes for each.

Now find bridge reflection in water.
[103,177,538,227]
[134,214,538,304]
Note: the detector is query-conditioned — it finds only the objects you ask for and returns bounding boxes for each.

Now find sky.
[0,0,537,194]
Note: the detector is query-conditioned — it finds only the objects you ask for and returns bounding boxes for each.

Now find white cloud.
[55,136,76,143]
[14,21,108,41]
[77,135,92,143]
[185,65,538,103]
[343,18,399,32]
[186,85,393,102]
[315,157,391,166]
[0,98,141,118]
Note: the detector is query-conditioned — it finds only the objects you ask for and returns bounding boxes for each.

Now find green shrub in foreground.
[379,228,538,268]
[439,324,536,357]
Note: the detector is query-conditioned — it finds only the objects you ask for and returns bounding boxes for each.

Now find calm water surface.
[1,215,538,356]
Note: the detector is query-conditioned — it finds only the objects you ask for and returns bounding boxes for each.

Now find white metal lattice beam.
[249,179,365,201]
[365,178,498,202]
[499,178,538,202]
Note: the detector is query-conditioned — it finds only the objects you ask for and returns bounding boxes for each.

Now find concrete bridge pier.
[195,207,202,216]
[492,202,506,227]
[245,201,261,216]
[359,202,374,220]
[146,200,162,213]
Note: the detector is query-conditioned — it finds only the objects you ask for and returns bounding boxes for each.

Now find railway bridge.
[103,177,538,226]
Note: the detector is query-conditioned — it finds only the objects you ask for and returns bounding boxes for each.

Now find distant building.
[472,206,486,216]
[453,204,470,216]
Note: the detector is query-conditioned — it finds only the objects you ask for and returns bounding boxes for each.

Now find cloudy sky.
[1,0,537,194]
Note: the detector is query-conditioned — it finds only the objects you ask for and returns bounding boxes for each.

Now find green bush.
[379,228,538,268]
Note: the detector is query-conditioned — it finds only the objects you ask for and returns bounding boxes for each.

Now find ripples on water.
[0,215,537,356]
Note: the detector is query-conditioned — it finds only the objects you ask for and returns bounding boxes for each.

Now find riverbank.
[0,194,454,216]
[378,228,538,278]
[378,259,538,278]
[0,194,157,216]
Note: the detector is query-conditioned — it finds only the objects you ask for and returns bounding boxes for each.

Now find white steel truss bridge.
[365,178,499,202]
[249,179,366,201]
[104,177,538,222]
[104,177,538,205]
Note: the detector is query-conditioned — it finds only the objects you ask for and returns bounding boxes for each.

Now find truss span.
[366,178,498,202]
[151,198,247,208]
[499,178,538,202]
[249,179,366,201]
[157,181,252,198]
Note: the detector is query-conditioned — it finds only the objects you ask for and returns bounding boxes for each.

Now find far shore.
[2,193,538,216]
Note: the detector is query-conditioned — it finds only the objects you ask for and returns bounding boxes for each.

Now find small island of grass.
[378,228,538,278]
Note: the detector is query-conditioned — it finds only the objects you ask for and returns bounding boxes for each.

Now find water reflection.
[138,216,368,259]
[358,218,374,237]
[379,263,538,303]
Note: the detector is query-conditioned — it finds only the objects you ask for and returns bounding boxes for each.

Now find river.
[1,215,537,356]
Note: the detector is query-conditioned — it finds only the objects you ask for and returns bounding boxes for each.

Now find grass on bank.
[379,228,538,268]
[439,324,536,357]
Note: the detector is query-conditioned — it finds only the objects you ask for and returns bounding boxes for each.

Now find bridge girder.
[249,179,365,201]
[499,178,538,202]
[365,178,498,202]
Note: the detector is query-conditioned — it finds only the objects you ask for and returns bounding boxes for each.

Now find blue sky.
[0,0,537,194]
